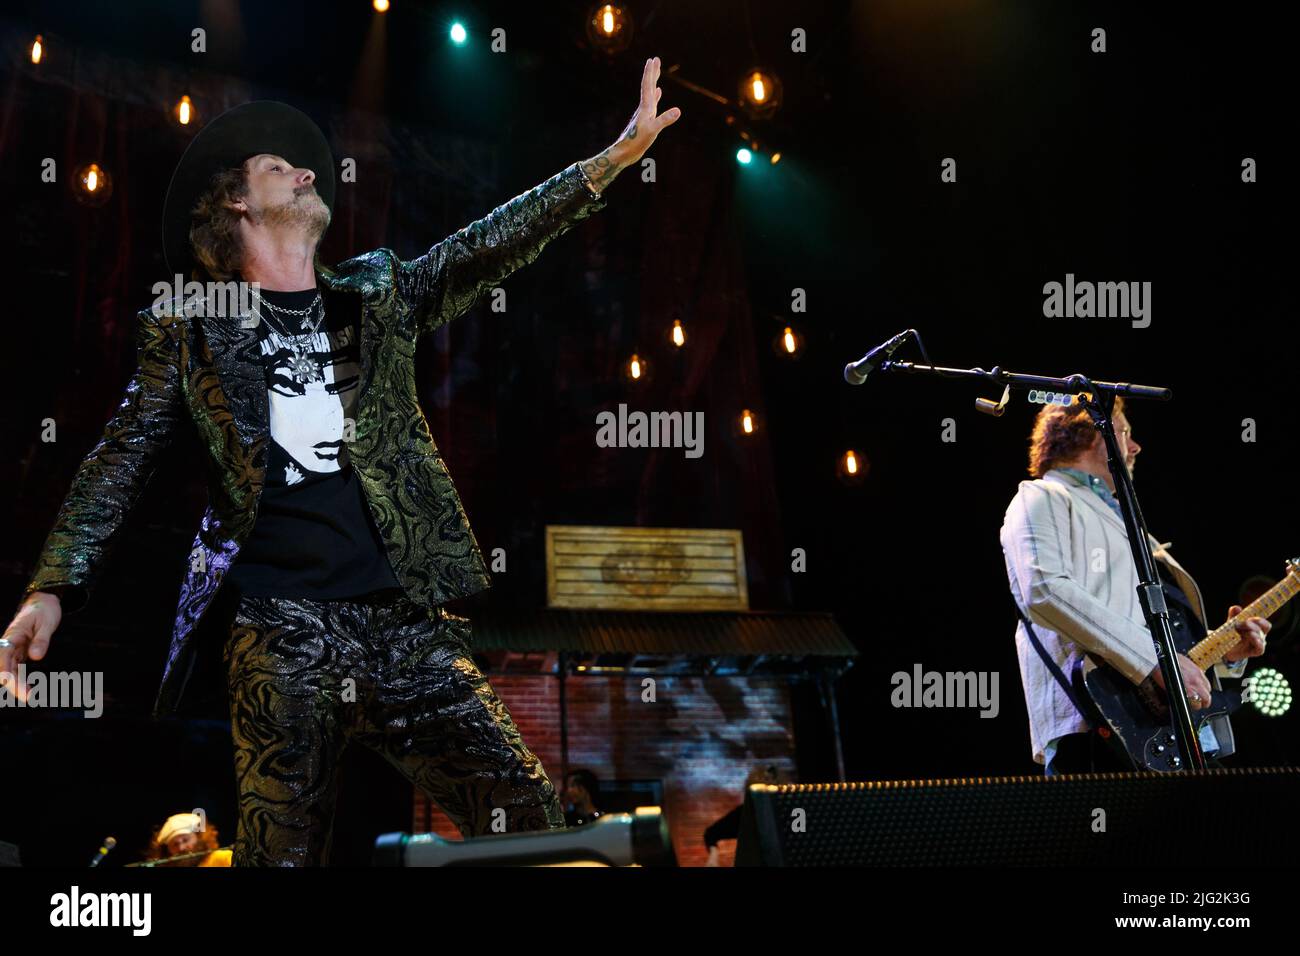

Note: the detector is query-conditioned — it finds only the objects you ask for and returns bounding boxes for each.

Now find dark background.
[1,1,1294,865]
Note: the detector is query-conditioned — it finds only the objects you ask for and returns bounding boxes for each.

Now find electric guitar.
[1075,558,1298,772]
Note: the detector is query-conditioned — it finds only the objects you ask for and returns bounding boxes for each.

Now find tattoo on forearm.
[581,148,621,192]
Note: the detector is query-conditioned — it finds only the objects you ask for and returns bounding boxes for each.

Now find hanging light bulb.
[740,409,755,434]
[773,324,802,359]
[838,449,867,483]
[738,68,782,120]
[671,319,685,347]
[627,352,644,381]
[175,95,195,126]
[586,4,633,54]
[31,35,43,64]
[73,162,113,206]
[373,0,390,11]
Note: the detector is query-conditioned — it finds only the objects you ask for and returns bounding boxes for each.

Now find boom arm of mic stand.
[879,361,1174,402]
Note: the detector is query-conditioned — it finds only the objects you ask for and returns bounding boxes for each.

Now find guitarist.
[1000,398,1270,774]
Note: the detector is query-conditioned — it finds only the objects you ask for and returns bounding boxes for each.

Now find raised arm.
[394,55,680,339]
[578,56,681,195]
[392,163,605,341]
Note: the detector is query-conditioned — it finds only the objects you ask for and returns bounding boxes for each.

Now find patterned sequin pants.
[222,588,564,866]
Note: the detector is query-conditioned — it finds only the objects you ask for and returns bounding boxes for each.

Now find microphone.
[844,330,913,385]
[88,836,117,868]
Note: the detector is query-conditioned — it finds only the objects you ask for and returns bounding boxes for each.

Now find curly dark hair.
[1027,395,1126,478]
[189,163,250,280]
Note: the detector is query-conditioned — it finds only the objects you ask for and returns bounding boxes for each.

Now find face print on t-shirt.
[257,303,361,486]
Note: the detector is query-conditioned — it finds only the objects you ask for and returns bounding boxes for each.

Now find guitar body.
[1077,641,1242,773]
[1062,559,1296,772]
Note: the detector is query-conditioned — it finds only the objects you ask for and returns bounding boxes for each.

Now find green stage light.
[450,22,467,44]
[1246,667,1292,717]
[736,148,753,165]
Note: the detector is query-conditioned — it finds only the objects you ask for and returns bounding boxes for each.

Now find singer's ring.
[0,637,13,648]
[1190,693,1202,702]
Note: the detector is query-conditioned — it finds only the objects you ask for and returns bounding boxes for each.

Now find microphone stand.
[874,358,1205,772]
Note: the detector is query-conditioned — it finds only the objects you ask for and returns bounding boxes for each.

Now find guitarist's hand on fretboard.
[1149,654,1213,710]
[1222,605,1270,662]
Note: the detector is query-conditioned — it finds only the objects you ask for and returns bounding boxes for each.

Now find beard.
[251,187,330,242]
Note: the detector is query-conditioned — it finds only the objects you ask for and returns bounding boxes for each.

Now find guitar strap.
[1008,593,1098,730]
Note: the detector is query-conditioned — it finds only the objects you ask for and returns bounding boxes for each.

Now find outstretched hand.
[615,56,681,165]
[581,56,681,194]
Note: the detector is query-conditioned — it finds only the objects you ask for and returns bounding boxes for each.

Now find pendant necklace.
[257,292,326,384]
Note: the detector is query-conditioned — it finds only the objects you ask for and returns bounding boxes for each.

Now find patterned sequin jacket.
[24,162,606,717]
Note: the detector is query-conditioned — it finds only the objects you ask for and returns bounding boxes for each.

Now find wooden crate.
[545,525,748,612]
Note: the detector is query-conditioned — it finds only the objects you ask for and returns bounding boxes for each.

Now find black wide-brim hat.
[162,100,335,278]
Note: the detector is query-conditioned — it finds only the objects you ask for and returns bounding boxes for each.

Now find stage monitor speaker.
[735,767,1300,866]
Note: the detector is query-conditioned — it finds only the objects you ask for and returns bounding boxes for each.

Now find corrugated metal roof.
[467,608,858,658]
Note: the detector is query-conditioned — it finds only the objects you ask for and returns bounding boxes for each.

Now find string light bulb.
[773,324,803,358]
[31,35,43,64]
[838,449,867,484]
[741,409,755,435]
[373,0,390,11]
[627,353,645,381]
[671,319,685,347]
[738,68,783,120]
[175,95,195,126]
[586,4,633,54]
[73,162,113,206]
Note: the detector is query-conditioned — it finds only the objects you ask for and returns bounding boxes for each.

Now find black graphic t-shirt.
[225,287,403,600]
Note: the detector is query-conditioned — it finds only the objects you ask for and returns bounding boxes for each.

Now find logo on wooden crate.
[547,526,748,611]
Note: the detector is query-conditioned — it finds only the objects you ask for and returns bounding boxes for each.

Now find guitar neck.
[1189,572,1300,671]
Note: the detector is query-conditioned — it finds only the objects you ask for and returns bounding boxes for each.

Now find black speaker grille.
[736,768,1300,865]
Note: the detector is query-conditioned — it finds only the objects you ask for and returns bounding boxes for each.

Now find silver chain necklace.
[256,291,326,384]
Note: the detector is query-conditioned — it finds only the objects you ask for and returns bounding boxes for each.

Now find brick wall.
[412,673,797,867]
